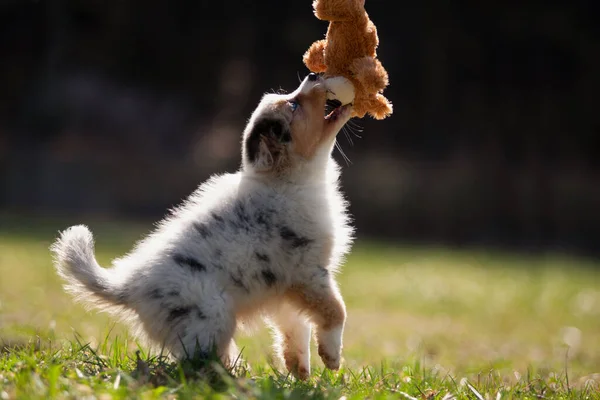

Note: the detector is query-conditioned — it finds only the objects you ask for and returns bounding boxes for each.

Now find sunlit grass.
[1,215,599,398]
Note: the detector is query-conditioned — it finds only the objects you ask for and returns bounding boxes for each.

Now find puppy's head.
[242,73,352,176]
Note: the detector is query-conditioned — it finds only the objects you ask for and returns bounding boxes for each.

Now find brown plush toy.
[303,0,393,120]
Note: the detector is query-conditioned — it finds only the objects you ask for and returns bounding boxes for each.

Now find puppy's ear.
[245,119,290,172]
[254,138,274,171]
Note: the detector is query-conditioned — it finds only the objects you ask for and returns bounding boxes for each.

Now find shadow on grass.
[0,332,332,398]
[1,338,42,354]
[2,333,596,398]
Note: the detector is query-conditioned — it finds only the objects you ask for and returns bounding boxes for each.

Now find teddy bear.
[303,0,393,120]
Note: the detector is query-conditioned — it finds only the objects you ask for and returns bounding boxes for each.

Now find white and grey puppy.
[51,73,354,380]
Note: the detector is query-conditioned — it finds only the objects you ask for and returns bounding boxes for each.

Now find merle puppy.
[51,73,354,380]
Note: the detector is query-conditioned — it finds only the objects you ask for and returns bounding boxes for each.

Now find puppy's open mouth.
[324,99,348,121]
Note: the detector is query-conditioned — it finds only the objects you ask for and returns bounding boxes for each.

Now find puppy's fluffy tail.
[51,225,125,309]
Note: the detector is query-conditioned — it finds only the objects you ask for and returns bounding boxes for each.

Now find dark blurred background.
[1,0,599,255]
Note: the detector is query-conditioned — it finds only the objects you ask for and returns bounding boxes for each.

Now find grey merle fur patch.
[211,213,225,223]
[196,309,207,320]
[261,269,277,287]
[173,254,206,272]
[279,226,312,248]
[167,306,191,322]
[255,252,270,262]
[193,222,211,238]
[230,273,249,293]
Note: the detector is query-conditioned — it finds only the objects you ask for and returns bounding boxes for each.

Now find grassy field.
[1,215,600,399]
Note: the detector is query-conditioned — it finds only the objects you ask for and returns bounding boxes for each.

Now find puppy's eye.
[288,100,299,112]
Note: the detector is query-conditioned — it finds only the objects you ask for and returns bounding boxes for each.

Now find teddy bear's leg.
[303,39,328,73]
[365,93,393,120]
[350,56,389,93]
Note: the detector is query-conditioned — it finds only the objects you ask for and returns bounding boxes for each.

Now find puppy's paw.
[316,325,343,370]
[284,350,311,380]
[317,344,341,370]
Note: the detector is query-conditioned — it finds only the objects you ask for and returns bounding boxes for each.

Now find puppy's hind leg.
[222,339,245,372]
[266,301,312,380]
[165,299,236,369]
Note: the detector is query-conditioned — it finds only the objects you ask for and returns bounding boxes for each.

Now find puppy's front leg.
[286,270,346,371]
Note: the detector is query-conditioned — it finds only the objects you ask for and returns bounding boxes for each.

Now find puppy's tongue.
[325,99,342,120]
[325,102,351,122]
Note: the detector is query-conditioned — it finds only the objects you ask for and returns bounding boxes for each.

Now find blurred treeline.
[0,1,599,255]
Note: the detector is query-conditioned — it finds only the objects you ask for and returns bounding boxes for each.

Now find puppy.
[51,73,354,380]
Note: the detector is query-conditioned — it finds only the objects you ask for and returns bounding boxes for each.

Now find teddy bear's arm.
[303,39,328,73]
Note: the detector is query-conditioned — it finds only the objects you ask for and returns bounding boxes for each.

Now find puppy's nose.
[308,73,318,81]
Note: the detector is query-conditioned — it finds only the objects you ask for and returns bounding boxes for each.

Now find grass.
[1,214,600,398]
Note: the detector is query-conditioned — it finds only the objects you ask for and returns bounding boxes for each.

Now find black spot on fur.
[279,226,312,248]
[167,307,191,322]
[230,274,249,293]
[211,212,225,223]
[214,249,223,258]
[212,262,224,270]
[193,222,211,238]
[261,269,277,287]
[196,308,207,320]
[255,210,269,226]
[115,290,128,304]
[231,202,252,233]
[255,208,276,236]
[235,202,250,224]
[167,290,179,297]
[173,254,206,272]
[317,265,329,277]
[255,252,270,263]
[149,288,164,299]
[91,280,109,293]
